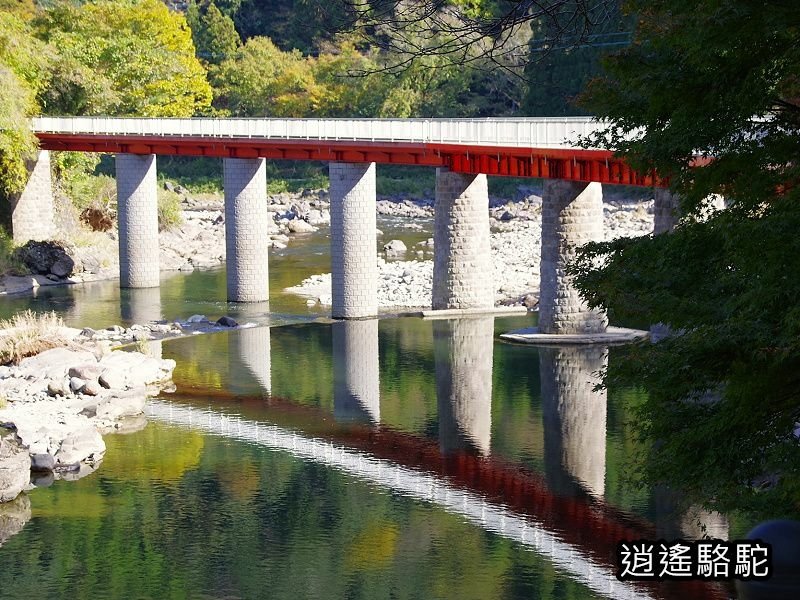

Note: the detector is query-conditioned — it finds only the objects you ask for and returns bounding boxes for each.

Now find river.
[0,218,750,599]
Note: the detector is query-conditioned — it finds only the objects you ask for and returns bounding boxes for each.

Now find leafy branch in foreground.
[574,0,800,517]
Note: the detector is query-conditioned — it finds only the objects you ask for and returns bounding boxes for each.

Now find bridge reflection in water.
[176,319,727,600]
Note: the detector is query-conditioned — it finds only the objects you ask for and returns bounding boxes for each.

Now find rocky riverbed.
[1,185,655,309]
[288,195,655,309]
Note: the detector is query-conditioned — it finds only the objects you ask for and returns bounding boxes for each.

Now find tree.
[572,0,800,516]
[211,36,321,116]
[523,0,631,116]
[0,12,48,197]
[36,0,213,117]
[187,0,241,64]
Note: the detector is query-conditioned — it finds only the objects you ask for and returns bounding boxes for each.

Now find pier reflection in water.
[332,319,380,424]
[228,303,273,396]
[434,317,494,456]
[540,346,608,499]
[121,286,164,358]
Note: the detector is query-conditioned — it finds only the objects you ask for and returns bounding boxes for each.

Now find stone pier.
[223,158,269,302]
[538,180,607,334]
[432,169,493,310]
[541,346,607,497]
[329,162,378,319]
[434,317,494,456]
[654,188,681,235]
[116,154,160,288]
[10,150,56,244]
[332,319,380,424]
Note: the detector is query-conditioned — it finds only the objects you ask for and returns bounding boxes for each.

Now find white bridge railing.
[33,116,608,150]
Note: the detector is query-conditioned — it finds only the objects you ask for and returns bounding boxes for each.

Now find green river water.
[0,220,754,599]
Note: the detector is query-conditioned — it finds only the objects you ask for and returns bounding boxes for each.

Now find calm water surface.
[0,222,750,599]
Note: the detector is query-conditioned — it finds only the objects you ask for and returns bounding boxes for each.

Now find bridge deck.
[33,116,662,187]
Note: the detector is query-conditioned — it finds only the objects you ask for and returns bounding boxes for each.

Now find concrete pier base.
[332,319,380,424]
[224,158,269,302]
[10,150,55,244]
[538,180,606,334]
[541,345,607,498]
[434,317,494,456]
[329,162,377,319]
[116,154,160,288]
[432,169,493,310]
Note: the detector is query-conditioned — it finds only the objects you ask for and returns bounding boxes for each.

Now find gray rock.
[17,348,97,380]
[68,364,102,380]
[216,316,238,328]
[50,257,74,278]
[99,367,126,390]
[163,181,175,192]
[96,392,146,421]
[522,293,539,309]
[186,314,206,323]
[47,380,67,397]
[30,453,55,472]
[0,437,30,503]
[0,494,31,546]
[81,380,102,397]
[46,273,60,282]
[383,239,407,255]
[15,240,74,276]
[287,219,316,233]
[69,377,86,393]
[54,428,105,466]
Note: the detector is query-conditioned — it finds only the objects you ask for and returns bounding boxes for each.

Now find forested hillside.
[0,0,628,211]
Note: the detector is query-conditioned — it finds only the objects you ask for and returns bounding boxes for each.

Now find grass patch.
[0,310,69,365]
[158,189,183,231]
[0,228,26,276]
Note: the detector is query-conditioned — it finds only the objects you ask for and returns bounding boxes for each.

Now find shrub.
[0,228,26,276]
[158,188,183,231]
[0,310,69,365]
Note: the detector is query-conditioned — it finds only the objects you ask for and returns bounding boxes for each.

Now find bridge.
[14,116,681,335]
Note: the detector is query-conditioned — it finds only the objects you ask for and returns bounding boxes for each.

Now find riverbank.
[0,315,181,505]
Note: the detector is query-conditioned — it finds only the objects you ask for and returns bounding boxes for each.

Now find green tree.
[187,0,241,65]
[0,12,48,197]
[37,0,212,117]
[524,1,631,116]
[211,36,320,116]
[574,0,800,516]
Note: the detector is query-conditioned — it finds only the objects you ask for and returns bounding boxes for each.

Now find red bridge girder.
[35,132,669,188]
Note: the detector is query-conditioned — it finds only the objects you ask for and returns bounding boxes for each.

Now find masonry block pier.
[10,150,56,244]
[224,158,270,302]
[330,162,378,319]
[432,169,493,311]
[539,180,607,334]
[116,154,160,288]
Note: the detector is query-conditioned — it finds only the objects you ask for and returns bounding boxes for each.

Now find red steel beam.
[35,132,671,188]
